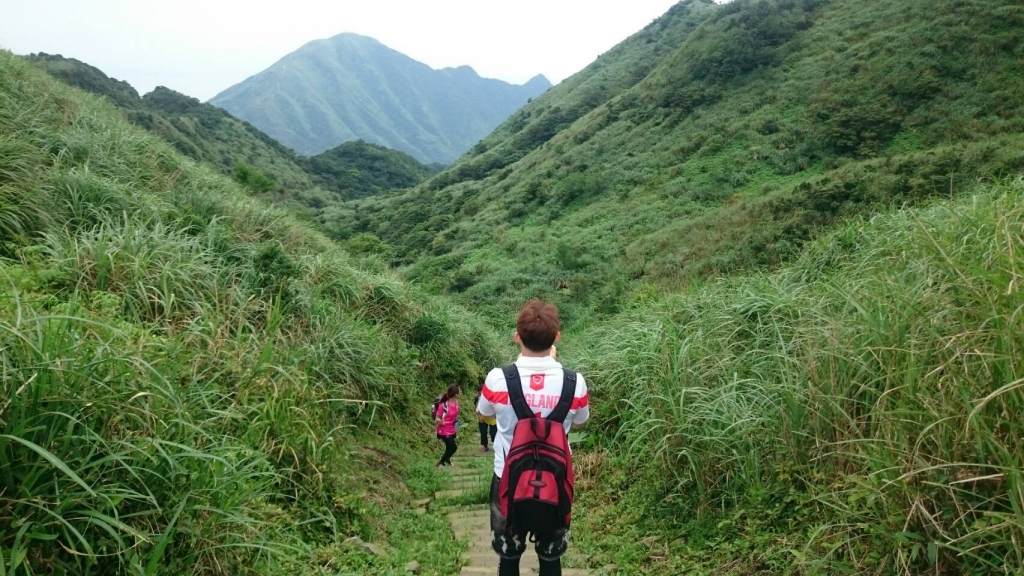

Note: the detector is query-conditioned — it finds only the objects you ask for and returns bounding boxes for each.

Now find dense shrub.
[577,179,1024,574]
[300,140,437,199]
[233,161,276,193]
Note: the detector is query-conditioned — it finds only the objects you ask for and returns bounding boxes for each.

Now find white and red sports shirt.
[476,355,590,478]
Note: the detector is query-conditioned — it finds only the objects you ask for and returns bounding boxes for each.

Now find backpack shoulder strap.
[502,364,534,420]
[547,370,577,424]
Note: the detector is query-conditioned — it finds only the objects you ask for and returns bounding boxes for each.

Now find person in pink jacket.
[434,384,461,467]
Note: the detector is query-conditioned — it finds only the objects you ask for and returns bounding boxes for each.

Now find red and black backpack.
[497,364,576,536]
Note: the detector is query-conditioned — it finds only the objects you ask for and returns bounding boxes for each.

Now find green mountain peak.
[209,33,551,163]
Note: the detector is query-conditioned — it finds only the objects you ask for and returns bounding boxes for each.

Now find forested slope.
[0,50,500,575]
[301,140,439,200]
[341,0,1024,324]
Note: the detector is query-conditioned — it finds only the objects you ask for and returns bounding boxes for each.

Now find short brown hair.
[516,300,560,352]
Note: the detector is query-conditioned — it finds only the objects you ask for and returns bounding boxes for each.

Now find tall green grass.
[578,178,1024,574]
[0,51,501,574]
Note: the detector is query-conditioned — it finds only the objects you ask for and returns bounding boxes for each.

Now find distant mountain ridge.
[25,53,438,231]
[25,53,317,193]
[209,33,551,163]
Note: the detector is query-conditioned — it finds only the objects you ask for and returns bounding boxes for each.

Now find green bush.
[555,172,607,206]
[233,161,276,193]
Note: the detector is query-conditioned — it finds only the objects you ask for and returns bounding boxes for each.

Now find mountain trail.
[440,450,596,576]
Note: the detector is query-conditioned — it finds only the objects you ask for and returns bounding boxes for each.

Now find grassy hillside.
[26,54,321,195]
[0,50,501,575]
[341,0,1024,325]
[210,33,551,163]
[570,178,1024,575]
[24,53,438,219]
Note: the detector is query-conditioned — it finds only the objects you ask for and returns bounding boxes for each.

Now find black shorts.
[489,475,569,561]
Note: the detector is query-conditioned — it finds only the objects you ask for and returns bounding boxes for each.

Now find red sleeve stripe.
[572,392,589,410]
[482,385,509,405]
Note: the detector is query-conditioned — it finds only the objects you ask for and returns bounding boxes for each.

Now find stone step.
[435,489,467,499]
[459,564,593,576]
[450,509,488,520]
[451,520,490,532]
[449,518,489,528]
[458,539,588,563]
[454,531,493,543]
[463,540,496,552]
[460,561,544,569]
[449,477,490,486]
[448,467,487,474]
[448,504,489,512]
[459,555,597,574]
[462,565,598,569]
[450,481,489,491]
[448,468,490,477]
[446,491,596,575]
[454,530,492,542]
[462,551,539,570]
[436,487,488,500]
[449,473,489,480]
[449,467,490,475]
[452,472,490,478]
[447,510,489,522]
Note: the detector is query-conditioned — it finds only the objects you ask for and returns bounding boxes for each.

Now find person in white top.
[477,300,589,576]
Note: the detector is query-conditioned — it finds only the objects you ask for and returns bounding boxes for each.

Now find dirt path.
[438,449,595,576]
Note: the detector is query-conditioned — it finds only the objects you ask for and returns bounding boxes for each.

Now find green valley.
[340,0,1024,325]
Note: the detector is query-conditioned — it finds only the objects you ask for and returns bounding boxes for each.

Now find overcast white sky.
[0,0,682,101]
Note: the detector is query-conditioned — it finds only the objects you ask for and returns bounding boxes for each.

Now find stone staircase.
[438,449,596,576]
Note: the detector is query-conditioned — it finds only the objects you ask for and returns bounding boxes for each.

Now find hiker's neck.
[519,347,553,358]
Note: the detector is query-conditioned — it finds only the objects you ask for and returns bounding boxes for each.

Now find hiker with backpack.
[474,385,498,452]
[476,301,589,576]
[434,384,461,467]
